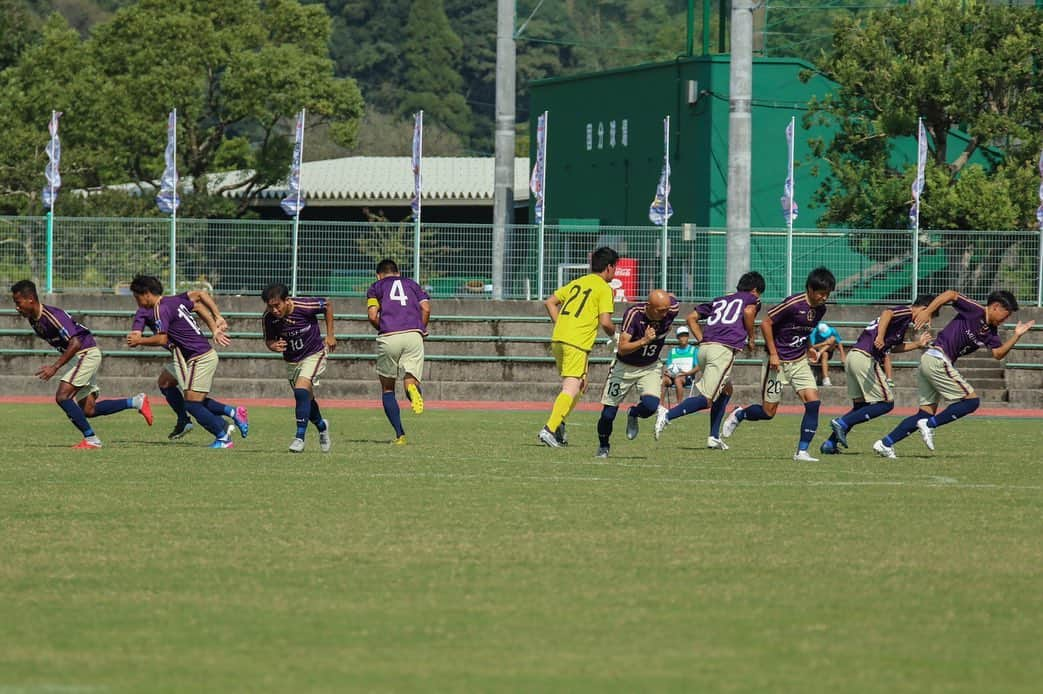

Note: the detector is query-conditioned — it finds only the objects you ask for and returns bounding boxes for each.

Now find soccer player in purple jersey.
[366,259,431,445]
[262,282,336,453]
[820,296,936,455]
[126,275,247,449]
[872,290,1035,459]
[11,279,153,448]
[594,289,678,458]
[654,271,764,449]
[721,267,836,461]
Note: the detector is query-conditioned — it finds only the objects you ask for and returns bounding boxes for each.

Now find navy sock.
[840,401,893,431]
[309,399,326,430]
[92,397,132,416]
[629,395,659,419]
[741,404,773,421]
[798,400,820,451]
[203,397,234,417]
[160,385,189,424]
[293,387,310,438]
[709,392,731,437]
[667,394,708,421]
[930,398,979,428]
[58,398,94,437]
[382,391,404,437]
[185,401,229,438]
[597,405,618,447]
[883,411,930,446]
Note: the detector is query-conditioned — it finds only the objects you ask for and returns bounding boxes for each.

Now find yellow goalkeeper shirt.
[550,273,615,352]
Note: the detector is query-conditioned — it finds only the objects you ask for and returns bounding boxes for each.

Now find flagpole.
[170,108,178,292]
[1036,147,1043,307]
[290,109,306,296]
[911,117,923,302]
[413,111,422,283]
[660,116,670,289]
[44,110,60,295]
[536,111,548,299]
[45,209,54,294]
[786,116,795,297]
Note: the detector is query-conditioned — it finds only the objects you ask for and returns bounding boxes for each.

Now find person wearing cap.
[661,325,700,404]
[810,320,846,386]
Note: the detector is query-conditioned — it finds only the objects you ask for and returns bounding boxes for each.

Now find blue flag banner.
[1036,148,1043,231]
[910,118,927,229]
[648,116,673,225]
[781,118,798,223]
[529,111,547,224]
[42,111,62,210]
[411,111,422,215]
[280,110,306,217]
[157,109,180,214]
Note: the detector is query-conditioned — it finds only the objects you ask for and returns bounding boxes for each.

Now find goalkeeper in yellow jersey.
[538,246,618,447]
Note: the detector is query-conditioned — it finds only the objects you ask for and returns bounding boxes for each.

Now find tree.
[400,0,472,138]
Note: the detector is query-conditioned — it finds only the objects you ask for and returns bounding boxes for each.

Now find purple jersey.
[617,297,680,367]
[263,297,328,362]
[932,295,1002,363]
[766,293,827,361]
[366,276,430,336]
[152,293,214,360]
[28,304,97,353]
[695,290,761,351]
[853,305,914,363]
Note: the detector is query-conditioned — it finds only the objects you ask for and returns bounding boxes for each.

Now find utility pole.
[726,0,755,291]
[492,0,516,300]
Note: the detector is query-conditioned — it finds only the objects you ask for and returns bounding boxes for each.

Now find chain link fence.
[2,216,1041,305]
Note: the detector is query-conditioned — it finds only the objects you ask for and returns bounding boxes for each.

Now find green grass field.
[2,403,1041,693]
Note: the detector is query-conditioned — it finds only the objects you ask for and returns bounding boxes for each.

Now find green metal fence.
[1,216,1040,305]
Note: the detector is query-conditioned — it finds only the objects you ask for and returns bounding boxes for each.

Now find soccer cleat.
[793,449,820,462]
[706,436,729,451]
[820,439,839,455]
[168,421,194,440]
[208,431,234,449]
[829,418,849,448]
[72,438,102,449]
[288,437,305,453]
[595,446,610,459]
[916,418,935,451]
[626,411,640,440]
[721,406,744,438]
[653,406,669,441]
[134,393,154,426]
[554,423,568,446]
[873,439,897,459]
[392,435,407,446]
[233,406,249,438]
[538,426,562,448]
[318,420,332,453]
[407,383,424,414]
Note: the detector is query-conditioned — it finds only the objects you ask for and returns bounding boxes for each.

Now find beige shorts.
[761,356,818,404]
[845,349,892,403]
[919,350,974,406]
[174,348,219,394]
[377,332,425,380]
[61,346,102,401]
[287,349,328,387]
[600,359,662,406]
[695,342,737,400]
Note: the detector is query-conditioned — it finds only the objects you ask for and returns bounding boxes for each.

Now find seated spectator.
[811,320,846,386]
[662,326,700,402]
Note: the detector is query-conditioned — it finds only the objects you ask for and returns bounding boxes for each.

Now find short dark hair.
[987,290,1019,313]
[10,279,37,299]
[806,266,837,292]
[261,282,289,302]
[130,275,164,296]
[737,271,765,294]
[912,294,941,317]
[376,258,399,275]
[590,247,620,273]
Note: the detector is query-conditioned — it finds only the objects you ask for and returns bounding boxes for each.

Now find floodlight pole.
[492,0,516,300]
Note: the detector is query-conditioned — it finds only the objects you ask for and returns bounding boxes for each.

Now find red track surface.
[2,395,1041,418]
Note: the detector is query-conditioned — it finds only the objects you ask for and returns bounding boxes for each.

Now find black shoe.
[168,421,194,440]
[554,423,568,446]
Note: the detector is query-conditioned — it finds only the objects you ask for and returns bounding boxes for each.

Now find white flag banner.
[910,118,927,228]
[1036,147,1043,231]
[280,110,306,217]
[781,117,798,223]
[648,116,673,225]
[529,111,547,224]
[410,111,422,215]
[156,109,180,214]
[42,111,62,210]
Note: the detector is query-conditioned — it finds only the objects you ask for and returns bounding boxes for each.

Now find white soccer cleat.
[595,446,610,459]
[288,437,305,453]
[318,420,332,453]
[538,426,563,448]
[873,439,897,459]
[793,449,819,462]
[916,418,935,451]
[626,411,640,440]
[653,406,669,441]
[706,436,729,451]
[721,406,744,438]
